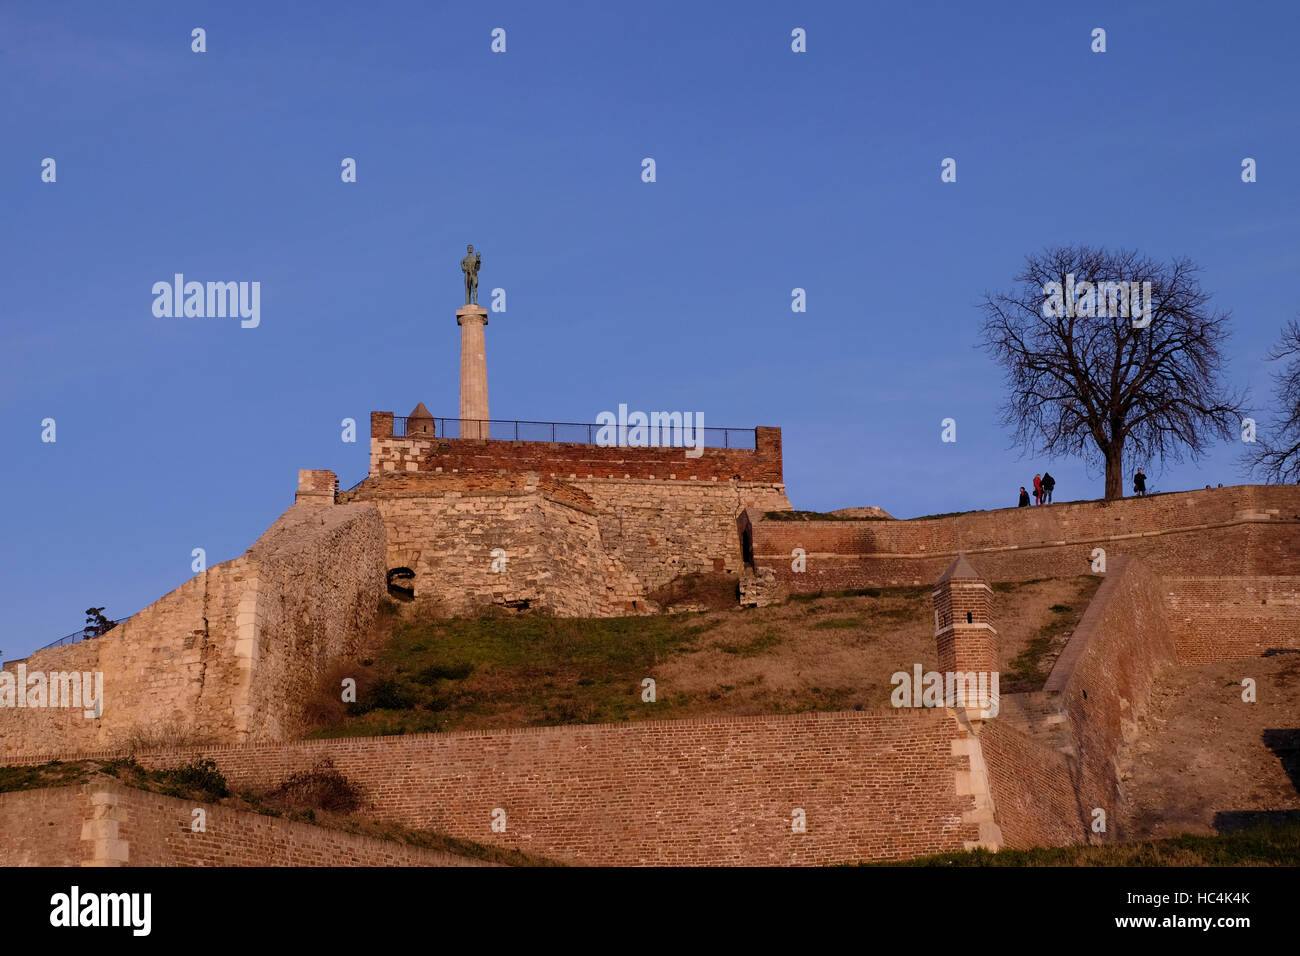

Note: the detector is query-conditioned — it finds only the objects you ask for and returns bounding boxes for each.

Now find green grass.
[871,819,1300,866]
[0,757,228,801]
[0,760,88,793]
[310,611,720,737]
[1001,579,1100,693]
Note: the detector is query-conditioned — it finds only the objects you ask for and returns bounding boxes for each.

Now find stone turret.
[407,401,435,437]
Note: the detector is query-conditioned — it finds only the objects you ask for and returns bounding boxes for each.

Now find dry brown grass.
[654,576,1100,713]
[1117,653,1300,841]
[306,575,1101,736]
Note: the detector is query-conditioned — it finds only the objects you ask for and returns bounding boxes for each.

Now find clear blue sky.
[3,1,1298,657]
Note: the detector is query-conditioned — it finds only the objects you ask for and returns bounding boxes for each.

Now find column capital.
[457,304,489,326]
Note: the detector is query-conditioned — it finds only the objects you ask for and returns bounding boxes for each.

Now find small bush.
[258,758,363,814]
[415,662,474,684]
[348,676,418,714]
[153,758,229,801]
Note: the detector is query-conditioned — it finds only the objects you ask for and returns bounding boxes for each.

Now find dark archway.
[737,512,755,569]
[387,567,415,602]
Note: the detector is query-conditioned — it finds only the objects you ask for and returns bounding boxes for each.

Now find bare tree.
[1246,317,1300,483]
[980,246,1243,500]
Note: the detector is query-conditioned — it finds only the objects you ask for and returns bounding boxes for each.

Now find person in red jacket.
[1032,473,1044,505]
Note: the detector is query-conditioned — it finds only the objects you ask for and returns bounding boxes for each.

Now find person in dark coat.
[1134,468,1147,497]
[1018,486,1031,507]
[1041,472,1055,503]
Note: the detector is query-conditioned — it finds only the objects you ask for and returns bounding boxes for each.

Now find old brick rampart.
[752,485,1300,590]
[1163,576,1300,663]
[0,781,486,866]
[9,710,982,866]
[368,413,784,484]
[1040,557,1174,832]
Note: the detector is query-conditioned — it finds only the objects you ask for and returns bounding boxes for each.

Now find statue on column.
[461,244,482,306]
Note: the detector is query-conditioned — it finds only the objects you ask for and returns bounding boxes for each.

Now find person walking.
[1032,473,1044,505]
[1018,486,1031,507]
[1041,471,1055,504]
[1134,467,1147,497]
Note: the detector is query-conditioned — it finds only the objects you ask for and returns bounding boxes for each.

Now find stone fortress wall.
[4,408,1298,864]
[11,529,1295,866]
[340,412,794,612]
[1,500,384,759]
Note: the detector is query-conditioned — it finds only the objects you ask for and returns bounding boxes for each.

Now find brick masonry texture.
[752,485,1300,590]
[0,782,487,867]
[1163,576,1300,663]
[17,710,983,866]
[1043,557,1175,825]
[2,501,385,758]
[977,717,1081,849]
[0,786,86,865]
[368,414,784,484]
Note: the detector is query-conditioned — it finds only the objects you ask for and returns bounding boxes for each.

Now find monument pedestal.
[457,305,489,439]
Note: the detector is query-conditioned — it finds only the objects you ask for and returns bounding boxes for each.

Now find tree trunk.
[1104,443,1125,500]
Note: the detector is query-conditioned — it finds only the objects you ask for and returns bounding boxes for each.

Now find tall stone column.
[457,304,490,439]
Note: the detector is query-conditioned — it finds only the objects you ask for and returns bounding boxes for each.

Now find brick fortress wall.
[16,710,984,866]
[0,782,487,867]
[1163,576,1300,663]
[367,412,784,483]
[751,485,1300,591]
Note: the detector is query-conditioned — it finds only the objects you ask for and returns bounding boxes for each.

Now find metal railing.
[37,620,122,652]
[391,416,757,450]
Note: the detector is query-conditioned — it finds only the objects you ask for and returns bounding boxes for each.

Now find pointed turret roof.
[408,402,433,420]
[938,553,983,583]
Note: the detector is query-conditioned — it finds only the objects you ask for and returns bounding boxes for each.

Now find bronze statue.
[461,244,482,305]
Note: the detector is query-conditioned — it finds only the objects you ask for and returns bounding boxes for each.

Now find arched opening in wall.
[737,512,755,569]
[387,567,415,602]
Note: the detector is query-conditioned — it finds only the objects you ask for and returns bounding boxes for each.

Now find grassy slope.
[309,577,1100,738]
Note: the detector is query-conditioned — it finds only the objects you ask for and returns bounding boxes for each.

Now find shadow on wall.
[1165,715,1300,836]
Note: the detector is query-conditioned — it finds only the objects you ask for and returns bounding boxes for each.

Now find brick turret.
[932,553,999,717]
